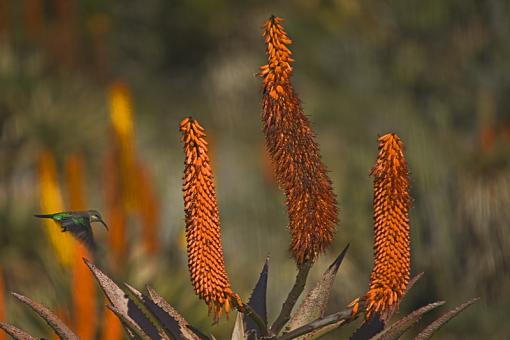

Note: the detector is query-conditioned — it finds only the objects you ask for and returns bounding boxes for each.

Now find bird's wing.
[34,212,72,220]
[52,212,73,221]
[60,217,96,251]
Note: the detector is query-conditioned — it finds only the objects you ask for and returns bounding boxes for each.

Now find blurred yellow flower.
[109,82,134,142]
[37,150,75,267]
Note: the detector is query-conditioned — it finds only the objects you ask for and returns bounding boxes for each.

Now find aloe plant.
[0,246,476,339]
[0,14,478,340]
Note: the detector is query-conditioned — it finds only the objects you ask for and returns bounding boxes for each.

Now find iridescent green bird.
[34,210,108,252]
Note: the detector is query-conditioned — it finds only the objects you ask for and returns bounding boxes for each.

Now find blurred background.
[0,0,509,339]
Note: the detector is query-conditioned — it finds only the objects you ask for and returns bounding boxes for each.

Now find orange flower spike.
[101,307,123,340]
[108,81,137,213]
[65,154,97,340]
[179,117,239,321]
[259,16,338,264]
[365,133,411,320]
[137,161,160,255]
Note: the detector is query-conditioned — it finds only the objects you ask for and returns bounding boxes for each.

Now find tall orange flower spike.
[259,16,338,264]
[109,81,137,213]
[137,162,160,255]
[365,133,411,320]
[65,154,97,340]
[180,117,239,321]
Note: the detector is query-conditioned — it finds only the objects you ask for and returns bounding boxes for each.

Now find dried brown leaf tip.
[366,133,411,320]
[180,117,239,321]
[259,16,338,264]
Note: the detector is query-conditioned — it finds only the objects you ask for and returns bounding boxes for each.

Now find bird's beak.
[99,219,109,230]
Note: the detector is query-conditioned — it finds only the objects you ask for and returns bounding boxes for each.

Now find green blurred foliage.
[0,0,509,338]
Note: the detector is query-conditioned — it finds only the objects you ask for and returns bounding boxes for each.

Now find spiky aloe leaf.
[186,324,213,340]
[413,298,479,340]
[83,259,163,339]
[278,307,355,340]
[231,312,246,340]
[294,318,346,340]
[11,292,78,340]
[242,257,269,338]
[0,322,37,340]
[106,305,151,340]
[285,244,349,338]
[271,260,313,335]
[146,286,203,339]
[125,284,200,340]
[369,301,445,340]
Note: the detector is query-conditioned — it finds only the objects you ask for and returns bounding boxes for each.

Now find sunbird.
[34,210,108,252]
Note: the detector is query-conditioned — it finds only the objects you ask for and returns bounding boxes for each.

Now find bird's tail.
[34,214,53,219]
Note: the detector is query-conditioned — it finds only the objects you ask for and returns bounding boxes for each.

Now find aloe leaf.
[107,305,151,340]
[126,284,199,340]
[186,324,213,340]
[11,292,78,340]
[83,258,162,339]
[285,244,349,338]
[0,321,37,340]
[271,260,313,335]
[295,318,346,339]
[413,298,479,340]
[231,312,247,340]
[243,257,269,337]
[369,301,445,340]
[278,308,356,340]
